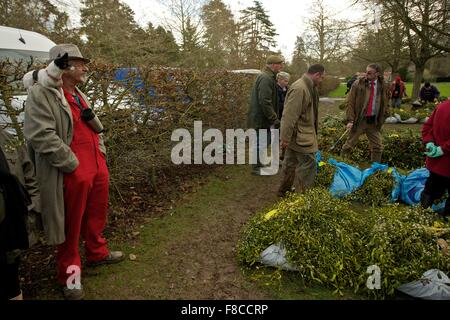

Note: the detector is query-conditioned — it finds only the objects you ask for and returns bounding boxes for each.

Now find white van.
[0,25,56,63]
[0,26,56,134]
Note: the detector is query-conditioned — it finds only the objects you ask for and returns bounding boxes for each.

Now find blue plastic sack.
[328,159,362,198]
[316,151,323,165]
[390,168,406,203]
[400,168,430,205]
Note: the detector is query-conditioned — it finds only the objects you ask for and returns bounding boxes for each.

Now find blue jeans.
[392,97,402,108]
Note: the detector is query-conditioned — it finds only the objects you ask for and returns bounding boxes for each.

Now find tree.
[351,8,409,75]
[239,0,278,68]
[0,0,72,41]
[180,17,205,67]
[159,0,204,51]
[80,0,141,64]
[376,0,447,97]
[132,23,180,66]
[382,0,450,53]
[158,0,206,67]
[201,0,237,67]
[290,36,308,75]
[301,0,349,67]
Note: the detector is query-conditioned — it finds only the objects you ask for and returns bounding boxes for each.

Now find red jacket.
[422,99,450,178]
[390,80,406,98]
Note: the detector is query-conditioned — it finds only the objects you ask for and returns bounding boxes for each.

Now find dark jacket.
[277,84,288,118]
[0,130,40,213]
[0,142,30,257]
[346,76,390,130]
[422,99,450,178]
[420,85,440,102]
[345,75,358,95]
[247,67,279,129]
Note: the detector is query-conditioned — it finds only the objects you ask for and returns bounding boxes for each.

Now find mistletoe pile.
[237,189,450,298]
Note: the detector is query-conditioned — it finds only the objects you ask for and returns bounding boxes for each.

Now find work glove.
[54,52,70,70]
[427,146,444,158]
[424,142,437,157]
[425,142,436,151]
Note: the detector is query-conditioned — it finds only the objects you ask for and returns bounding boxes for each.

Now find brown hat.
[266,55,284,65]
[49,44,90,63]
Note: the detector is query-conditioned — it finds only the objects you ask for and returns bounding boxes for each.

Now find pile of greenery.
[315,161,337,189]
[237,189,450,298]
[395,107,418,121]
[382,130,425,170]
[392,105,435,122]
[237,189,367,295]
[364,205,450,298]
[345,170,395,207]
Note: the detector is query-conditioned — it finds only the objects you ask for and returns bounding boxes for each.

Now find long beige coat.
[24,84,106,245]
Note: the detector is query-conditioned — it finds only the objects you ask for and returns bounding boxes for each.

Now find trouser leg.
[341,124,364,158]
[82,156,110,263]
[444,196,450,217]
[421,171,446,209]
[442,175,450,216]
[0,253,21,300]
[366,124,383,163]
[57,168,93,286]
[278,148,297,196]
[292,152,317,194]
[254,129,271,169]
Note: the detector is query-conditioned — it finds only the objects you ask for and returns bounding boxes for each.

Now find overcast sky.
[58,0,369,60]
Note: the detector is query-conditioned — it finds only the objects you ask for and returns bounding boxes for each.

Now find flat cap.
[266,55,284,64]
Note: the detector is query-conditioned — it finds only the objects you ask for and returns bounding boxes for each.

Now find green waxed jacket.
[247,67,279,129]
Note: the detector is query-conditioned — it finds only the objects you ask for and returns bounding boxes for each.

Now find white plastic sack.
[401,117,418,124]
[393,113,402,121]
[259,243,297,271]
[385,116,398,124]
[397,269,450,300]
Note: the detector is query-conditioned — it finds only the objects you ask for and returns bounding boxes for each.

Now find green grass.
[328,83,347,98]
[328,82,450,98]
[34,165,366,300]
[404,82,450,97]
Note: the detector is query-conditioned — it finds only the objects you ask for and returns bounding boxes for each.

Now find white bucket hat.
[49,44,90,63]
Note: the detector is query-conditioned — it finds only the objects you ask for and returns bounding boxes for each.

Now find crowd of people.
[246,56,449,218]
[1,46,449,301]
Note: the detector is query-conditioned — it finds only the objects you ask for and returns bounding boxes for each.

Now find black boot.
[442,198,450,217]
[420,192,433,209]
